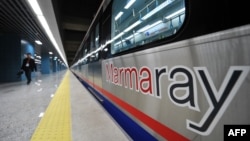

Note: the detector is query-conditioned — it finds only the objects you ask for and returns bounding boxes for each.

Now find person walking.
[21,53,37,85]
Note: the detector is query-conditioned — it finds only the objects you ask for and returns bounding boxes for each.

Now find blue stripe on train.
[73,73,158,141]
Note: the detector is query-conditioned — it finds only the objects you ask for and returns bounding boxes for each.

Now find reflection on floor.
[0,70,129,141]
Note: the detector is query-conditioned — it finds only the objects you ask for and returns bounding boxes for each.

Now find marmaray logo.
[105,62,250,135]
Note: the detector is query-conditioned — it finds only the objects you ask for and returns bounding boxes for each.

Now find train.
[71,0,250,140]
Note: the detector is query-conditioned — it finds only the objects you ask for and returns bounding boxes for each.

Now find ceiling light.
[124,20,142,32]
[124,0,136,9]
[35,40,42,45]
[165,8,185,19]
[141,0,172,20]
[113,32,125,41]
[27,0,68,67]
[27,0,43,15]
[115,41,122,46]
[124,32,138,40]
[137,20,162,33]
[115,12,124,21]
[49,52,53,55]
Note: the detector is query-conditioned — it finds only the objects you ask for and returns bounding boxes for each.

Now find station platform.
[0,70,129,141]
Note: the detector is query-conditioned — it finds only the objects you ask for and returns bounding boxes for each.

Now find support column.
[52,59,57,73]
[41,53,51,74]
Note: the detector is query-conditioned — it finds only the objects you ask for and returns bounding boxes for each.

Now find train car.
[71,0,250,140]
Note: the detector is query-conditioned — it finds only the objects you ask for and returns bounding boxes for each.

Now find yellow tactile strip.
[31,71,72,141]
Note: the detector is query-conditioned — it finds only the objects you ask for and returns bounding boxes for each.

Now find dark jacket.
[21,58,37,72]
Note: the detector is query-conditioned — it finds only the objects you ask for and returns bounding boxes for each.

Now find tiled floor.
[0,70,129,141]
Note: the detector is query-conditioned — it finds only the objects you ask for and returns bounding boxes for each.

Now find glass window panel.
[111,0,186,54]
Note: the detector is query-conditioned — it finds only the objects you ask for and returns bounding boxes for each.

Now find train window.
[83,39,90,64]
[89,31,95,62]
[79,44,88,65]
[100,8,112,59]
[89,23,101,62]
[111,0,185,54]
[95,23,100,49]
[94,23,100,60]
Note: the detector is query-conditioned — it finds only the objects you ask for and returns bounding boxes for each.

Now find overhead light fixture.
[165,8,185,19]
[115,41,122,46]
[27,0,68,67]
[115,12,124,21]
[113,32,125,41]
[141,0,172,20]
[125,32,139,40]
[137,20,162,33]
[27,0,43,15]
[124,20,142,32]
[35,40,42,45]
[124,0,136,9]
[112,20,141,42]
[49,52,53,55]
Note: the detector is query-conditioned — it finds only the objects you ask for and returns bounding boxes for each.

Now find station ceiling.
[52,0,102,65]
[0,0,102,66]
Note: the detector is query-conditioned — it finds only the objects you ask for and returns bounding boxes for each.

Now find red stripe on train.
[79,75,189,141]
